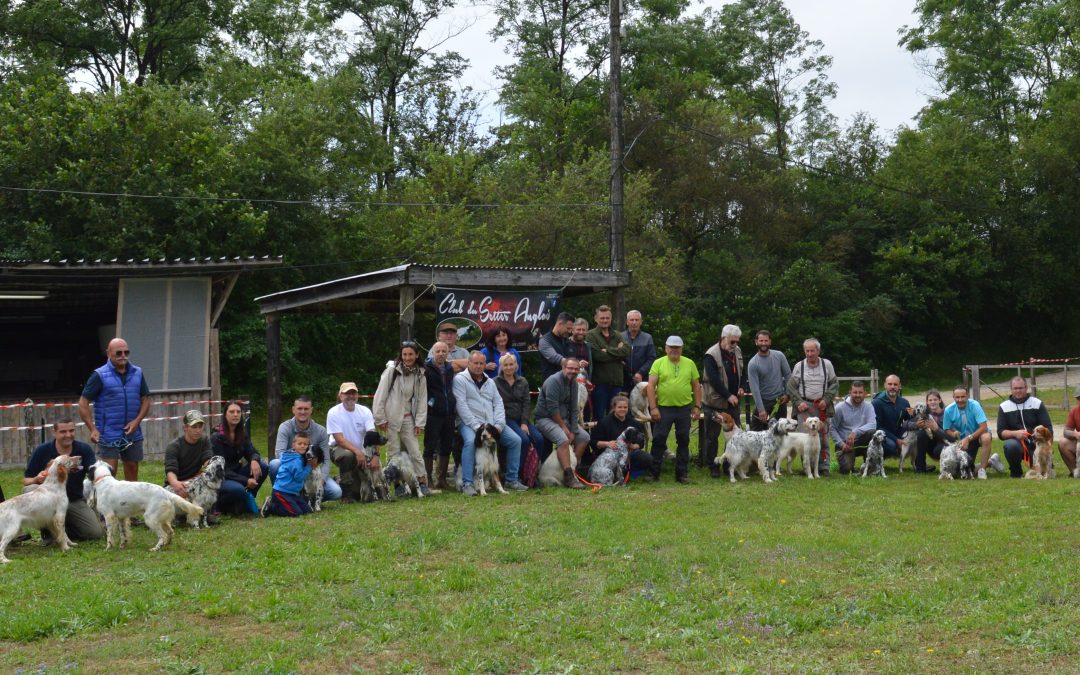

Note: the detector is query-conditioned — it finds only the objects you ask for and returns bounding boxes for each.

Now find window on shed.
[117,278,210,391]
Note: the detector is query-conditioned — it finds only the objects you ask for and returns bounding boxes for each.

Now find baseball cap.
[1074,385,1080,399]
[666,335,684,347]
[437,321,458,333]
[339,382,359,394]
[183,410,205,426]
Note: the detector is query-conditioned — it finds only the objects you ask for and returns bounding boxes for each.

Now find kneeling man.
[23,417,102,542]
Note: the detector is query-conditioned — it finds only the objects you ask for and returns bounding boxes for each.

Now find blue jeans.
[217,461,269,514]
[506,418,544,456]
[268,459,342,501]
[459,423,522,486]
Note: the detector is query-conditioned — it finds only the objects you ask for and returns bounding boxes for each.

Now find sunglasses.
[401,341,418,348]
[113,350,130,356]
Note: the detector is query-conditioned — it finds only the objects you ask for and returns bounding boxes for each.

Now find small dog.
[384,451,423,498]
[588,427,646,486]
[777,417,822,478]
[87,461,203,551]
[356,430,391,503]
[0,455,80,563]
[716,419,793,483]
[861,430,887,478]
[1025,425,1055,479]
[165,456,225,528]
[938,442,973,480]
[460,424,506,496]
[303,445,326,511]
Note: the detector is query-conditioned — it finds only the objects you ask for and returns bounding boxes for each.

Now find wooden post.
[870,369,879,395]
[266,313,282,459]
[971,366,981,401]
[209,328,221,402]
[399,286,415,343]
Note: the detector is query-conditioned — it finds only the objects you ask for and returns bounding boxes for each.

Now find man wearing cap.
[428,322,471,372]
[165,410,214,505]
[647,336,702,483]
[1059,386,1080,476]
[327,382,378,502]
[269,396,341,502]
[78,337,152,481]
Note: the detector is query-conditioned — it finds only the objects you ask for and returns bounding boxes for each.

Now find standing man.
[424,342,458,490]
[23,417,102,542]
[454,351,527,496]
[327,382,378,502]
[539,312,575,382]
[165,410,213,501]
[746,330,790,431]
[428,322,471,372]
[586,305,631,421]
[622,310,656,391]
[701,324,747,477]
[996,376,1054,478]
[872,374,911,459]
[830,381,878,475]
[270,396,342,502]
[785,338,838,475]
[534,358,590,489]
[942,385,1003,480]
[647,336,702,484]
[78,337,151,481]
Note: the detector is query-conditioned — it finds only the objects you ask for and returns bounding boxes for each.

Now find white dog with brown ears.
[1025,425,1055,479]
[87,460,204,551]
[0,455,81,564]
[776,417,823,478]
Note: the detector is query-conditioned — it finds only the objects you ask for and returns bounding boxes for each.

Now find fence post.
[971,366,981,401]
[870,369,879,395]
[1064,366,1070,410]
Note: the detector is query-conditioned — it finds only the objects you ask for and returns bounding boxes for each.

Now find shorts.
[535,417,590,447]
[97,439,144,462]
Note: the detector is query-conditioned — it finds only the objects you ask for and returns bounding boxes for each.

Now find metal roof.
[0,255,283,278]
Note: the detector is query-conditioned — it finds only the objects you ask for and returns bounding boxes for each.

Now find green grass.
[2,449,1080,673]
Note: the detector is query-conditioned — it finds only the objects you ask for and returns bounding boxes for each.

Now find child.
[265,431,318,517]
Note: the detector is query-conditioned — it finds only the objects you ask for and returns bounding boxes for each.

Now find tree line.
[0,0,1077,399]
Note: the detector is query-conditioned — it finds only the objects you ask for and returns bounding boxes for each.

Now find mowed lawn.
[1,445,1079,674]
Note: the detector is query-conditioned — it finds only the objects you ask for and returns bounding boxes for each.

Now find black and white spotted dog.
[165,455,225,528]
[303,445,326,511]
[938,442,974,480]
[384,451,423,499]
[356,430,391,503]
[861,429,888,478]
[588,427,646,486]
[715,419,794,483]
[898,403,930,473]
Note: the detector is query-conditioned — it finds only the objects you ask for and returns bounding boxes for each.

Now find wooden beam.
[210,272,240,328]
[266,313,282,459]
[209,328,221,402]
[399,285,415,342]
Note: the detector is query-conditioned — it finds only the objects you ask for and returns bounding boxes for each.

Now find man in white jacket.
[453,351,527,496]
[830,381,878,475]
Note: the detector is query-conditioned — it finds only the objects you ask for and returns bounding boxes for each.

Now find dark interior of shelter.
[0,281,118,401]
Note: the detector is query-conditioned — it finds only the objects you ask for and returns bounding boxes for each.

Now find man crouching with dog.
[327,382,378,502]
[22,417,102,544]
[165,411,217,524]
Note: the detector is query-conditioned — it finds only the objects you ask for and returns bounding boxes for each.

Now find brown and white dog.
[0,455,80,563]
[87,460,203,551]
[1025,425,1055,479]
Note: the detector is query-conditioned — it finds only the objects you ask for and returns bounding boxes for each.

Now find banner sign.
[434,287,561,352]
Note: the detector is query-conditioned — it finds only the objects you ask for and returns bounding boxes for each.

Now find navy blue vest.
[93,361,145,442]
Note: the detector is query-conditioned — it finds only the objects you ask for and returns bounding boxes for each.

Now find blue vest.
[93,361,145,443]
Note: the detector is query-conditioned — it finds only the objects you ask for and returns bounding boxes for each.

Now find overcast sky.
[426,0,940,136]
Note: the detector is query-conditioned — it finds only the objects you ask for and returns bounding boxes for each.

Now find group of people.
[6,320,1077,539]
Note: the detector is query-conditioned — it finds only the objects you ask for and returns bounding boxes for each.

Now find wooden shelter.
[254,263,631,453]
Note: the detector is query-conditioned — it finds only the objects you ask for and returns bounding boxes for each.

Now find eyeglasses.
[113,350,130,356]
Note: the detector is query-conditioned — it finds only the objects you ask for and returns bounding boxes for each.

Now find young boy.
[265,431,318,517]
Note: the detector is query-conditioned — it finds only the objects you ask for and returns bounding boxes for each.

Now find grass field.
[2,434,1079,673]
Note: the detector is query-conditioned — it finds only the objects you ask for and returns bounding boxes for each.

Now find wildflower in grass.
[873,649,881,654]
[927,648,934,653]
[779,578,787,585]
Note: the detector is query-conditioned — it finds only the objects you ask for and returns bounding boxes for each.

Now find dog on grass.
[897,403,930,473]
[861,430,887,478]
[716,419,793,483]
[384,451,423,499]
[87,461,203,551]
[777,417,822,479]
[938,442,973,480]
[356,430,391,503]
[165,456,225,528]
[538,446,578,487]
[458,424,506,496]
[303,445,326,511]
[588,427,646,487]
[1025,425,1055,479]
[629,381,652,449]
[0,455,80,564]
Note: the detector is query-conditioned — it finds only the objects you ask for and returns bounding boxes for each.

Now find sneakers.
[977,468,987,480]
[419,484,433,497]
[461,483,478,497]
[505,480,529,492]
[989,453,1005,473]
[425,485,442,495]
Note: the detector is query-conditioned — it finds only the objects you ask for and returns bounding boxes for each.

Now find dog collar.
[94,474,110,483]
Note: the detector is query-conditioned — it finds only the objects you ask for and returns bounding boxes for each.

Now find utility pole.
[609,0,626,329]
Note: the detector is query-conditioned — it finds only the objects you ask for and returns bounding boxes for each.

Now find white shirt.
[326,402,375,455]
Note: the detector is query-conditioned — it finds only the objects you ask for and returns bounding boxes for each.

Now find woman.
[211,401,268,514]
[915,389,947,473]
[482,328,522,379]
[588,394,652,476]
[373,341,431,495]
[494,353,544,463]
